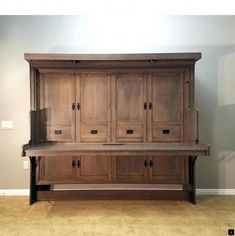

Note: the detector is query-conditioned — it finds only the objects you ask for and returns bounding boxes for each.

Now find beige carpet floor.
[0,196,235,236]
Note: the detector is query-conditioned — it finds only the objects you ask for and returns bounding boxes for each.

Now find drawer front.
[152,125,180,142]
[45,125,72,142]
[116,124,144,142]
[80,125,108,142]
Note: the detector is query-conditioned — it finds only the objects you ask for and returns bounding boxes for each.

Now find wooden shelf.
[23,142,209,157]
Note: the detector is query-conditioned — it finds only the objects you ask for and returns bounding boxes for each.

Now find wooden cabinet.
[38,156,112,183]
[39,73,76,142]
[23,53,210,204]
[114,73,147,142]
[78,73,111,142]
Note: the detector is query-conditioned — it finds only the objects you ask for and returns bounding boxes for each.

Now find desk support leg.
[29,156,37,205]
[189,156,198,204]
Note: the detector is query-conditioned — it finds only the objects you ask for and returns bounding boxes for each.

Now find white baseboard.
[0,189,29,196]
[0,189,235,196]
[197,189,235,195]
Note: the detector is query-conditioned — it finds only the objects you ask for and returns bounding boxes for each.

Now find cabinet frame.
[23,53,209,205]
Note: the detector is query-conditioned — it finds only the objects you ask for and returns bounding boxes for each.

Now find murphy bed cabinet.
[22,53,210,204]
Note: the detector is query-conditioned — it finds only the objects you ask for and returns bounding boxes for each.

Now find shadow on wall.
[195,45,235,189]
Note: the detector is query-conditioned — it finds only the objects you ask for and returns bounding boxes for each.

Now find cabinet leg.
[29,156,37,205]
[189,156,197,204]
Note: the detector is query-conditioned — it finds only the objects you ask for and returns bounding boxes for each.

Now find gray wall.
[0,16,234,189]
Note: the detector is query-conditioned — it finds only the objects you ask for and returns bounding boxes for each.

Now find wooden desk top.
[22,142,210,157]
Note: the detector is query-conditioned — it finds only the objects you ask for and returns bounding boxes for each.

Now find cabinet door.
[38,156,76,184]
[148,71,183,142]
[114,73,147,142]
[149,156,186,184]
[112,156,148,182]
[77,74,111,142]
[40,73,76,142]
[77,156,112,181]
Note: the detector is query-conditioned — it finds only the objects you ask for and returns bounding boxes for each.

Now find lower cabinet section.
[112,156,148,182]
[37,155,186,184]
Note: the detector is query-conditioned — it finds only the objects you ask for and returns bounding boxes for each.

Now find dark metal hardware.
[149,160,153,167]
[54,130,62,135]
[72,160,76,168]
[91,130,98,134]
[77,103,80,110]
[71,60,80,64]
[149,102,152,110]
[144,160,149,167]
[126,129,134,134]
[72,103,76,110]
[149,59,157,63]
[77,160,81,168]
[144,102,147,110]
[162,129,170,134]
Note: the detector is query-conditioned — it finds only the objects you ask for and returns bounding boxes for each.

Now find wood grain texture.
[25,53,201,61]
[24,143,210,157]
[23,53,209,203]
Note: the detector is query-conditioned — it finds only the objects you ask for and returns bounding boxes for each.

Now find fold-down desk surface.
[23,142,210,157]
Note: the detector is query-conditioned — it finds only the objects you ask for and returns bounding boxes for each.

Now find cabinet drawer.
[152,125,180,142]
[45,125,72,141]
[80,125,108,142]
[117,124,144,142]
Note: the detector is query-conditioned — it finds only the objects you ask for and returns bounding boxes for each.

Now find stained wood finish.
[38,156,76,183]
[25,53,201,61]
[37,189,189,201]
[149,71,183,142]
[112,156,148,182]
[39,73,76,142]
[24,143,210,157]
[149,156,186,184]
[115,73,146,142]
[78,73,111,142]
[78,156,112,181]
[23,53,209,204]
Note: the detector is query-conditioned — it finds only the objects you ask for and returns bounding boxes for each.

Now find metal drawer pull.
[54,130,62,135]
[126,129,134,134]
[91,130,98,134]
[149,160,153,167]
[162,129,170,134]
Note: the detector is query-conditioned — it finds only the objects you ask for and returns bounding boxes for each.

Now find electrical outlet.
[23,160,29,170]
[1,121,13,129]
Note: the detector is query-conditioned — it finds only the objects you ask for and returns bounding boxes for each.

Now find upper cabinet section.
[114,73,146,142]
[39,73,76,142]
[78,73,111,142]
[27,53,201,144]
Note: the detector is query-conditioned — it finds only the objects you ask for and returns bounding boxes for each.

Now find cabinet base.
[37,190,190,201]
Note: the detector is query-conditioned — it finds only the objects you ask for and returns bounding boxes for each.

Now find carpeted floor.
[0,196,235,236]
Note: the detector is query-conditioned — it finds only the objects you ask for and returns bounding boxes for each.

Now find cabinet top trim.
[24,53,201,62]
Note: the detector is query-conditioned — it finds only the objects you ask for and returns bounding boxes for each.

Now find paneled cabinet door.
[149,156,186,184]
[113,73,147,142]
[76,156,112,181]
[112,156,148,182]
[38,156,76,184]
[39,73,76,142]
[77,73,111,142]
[148,71,184,142]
